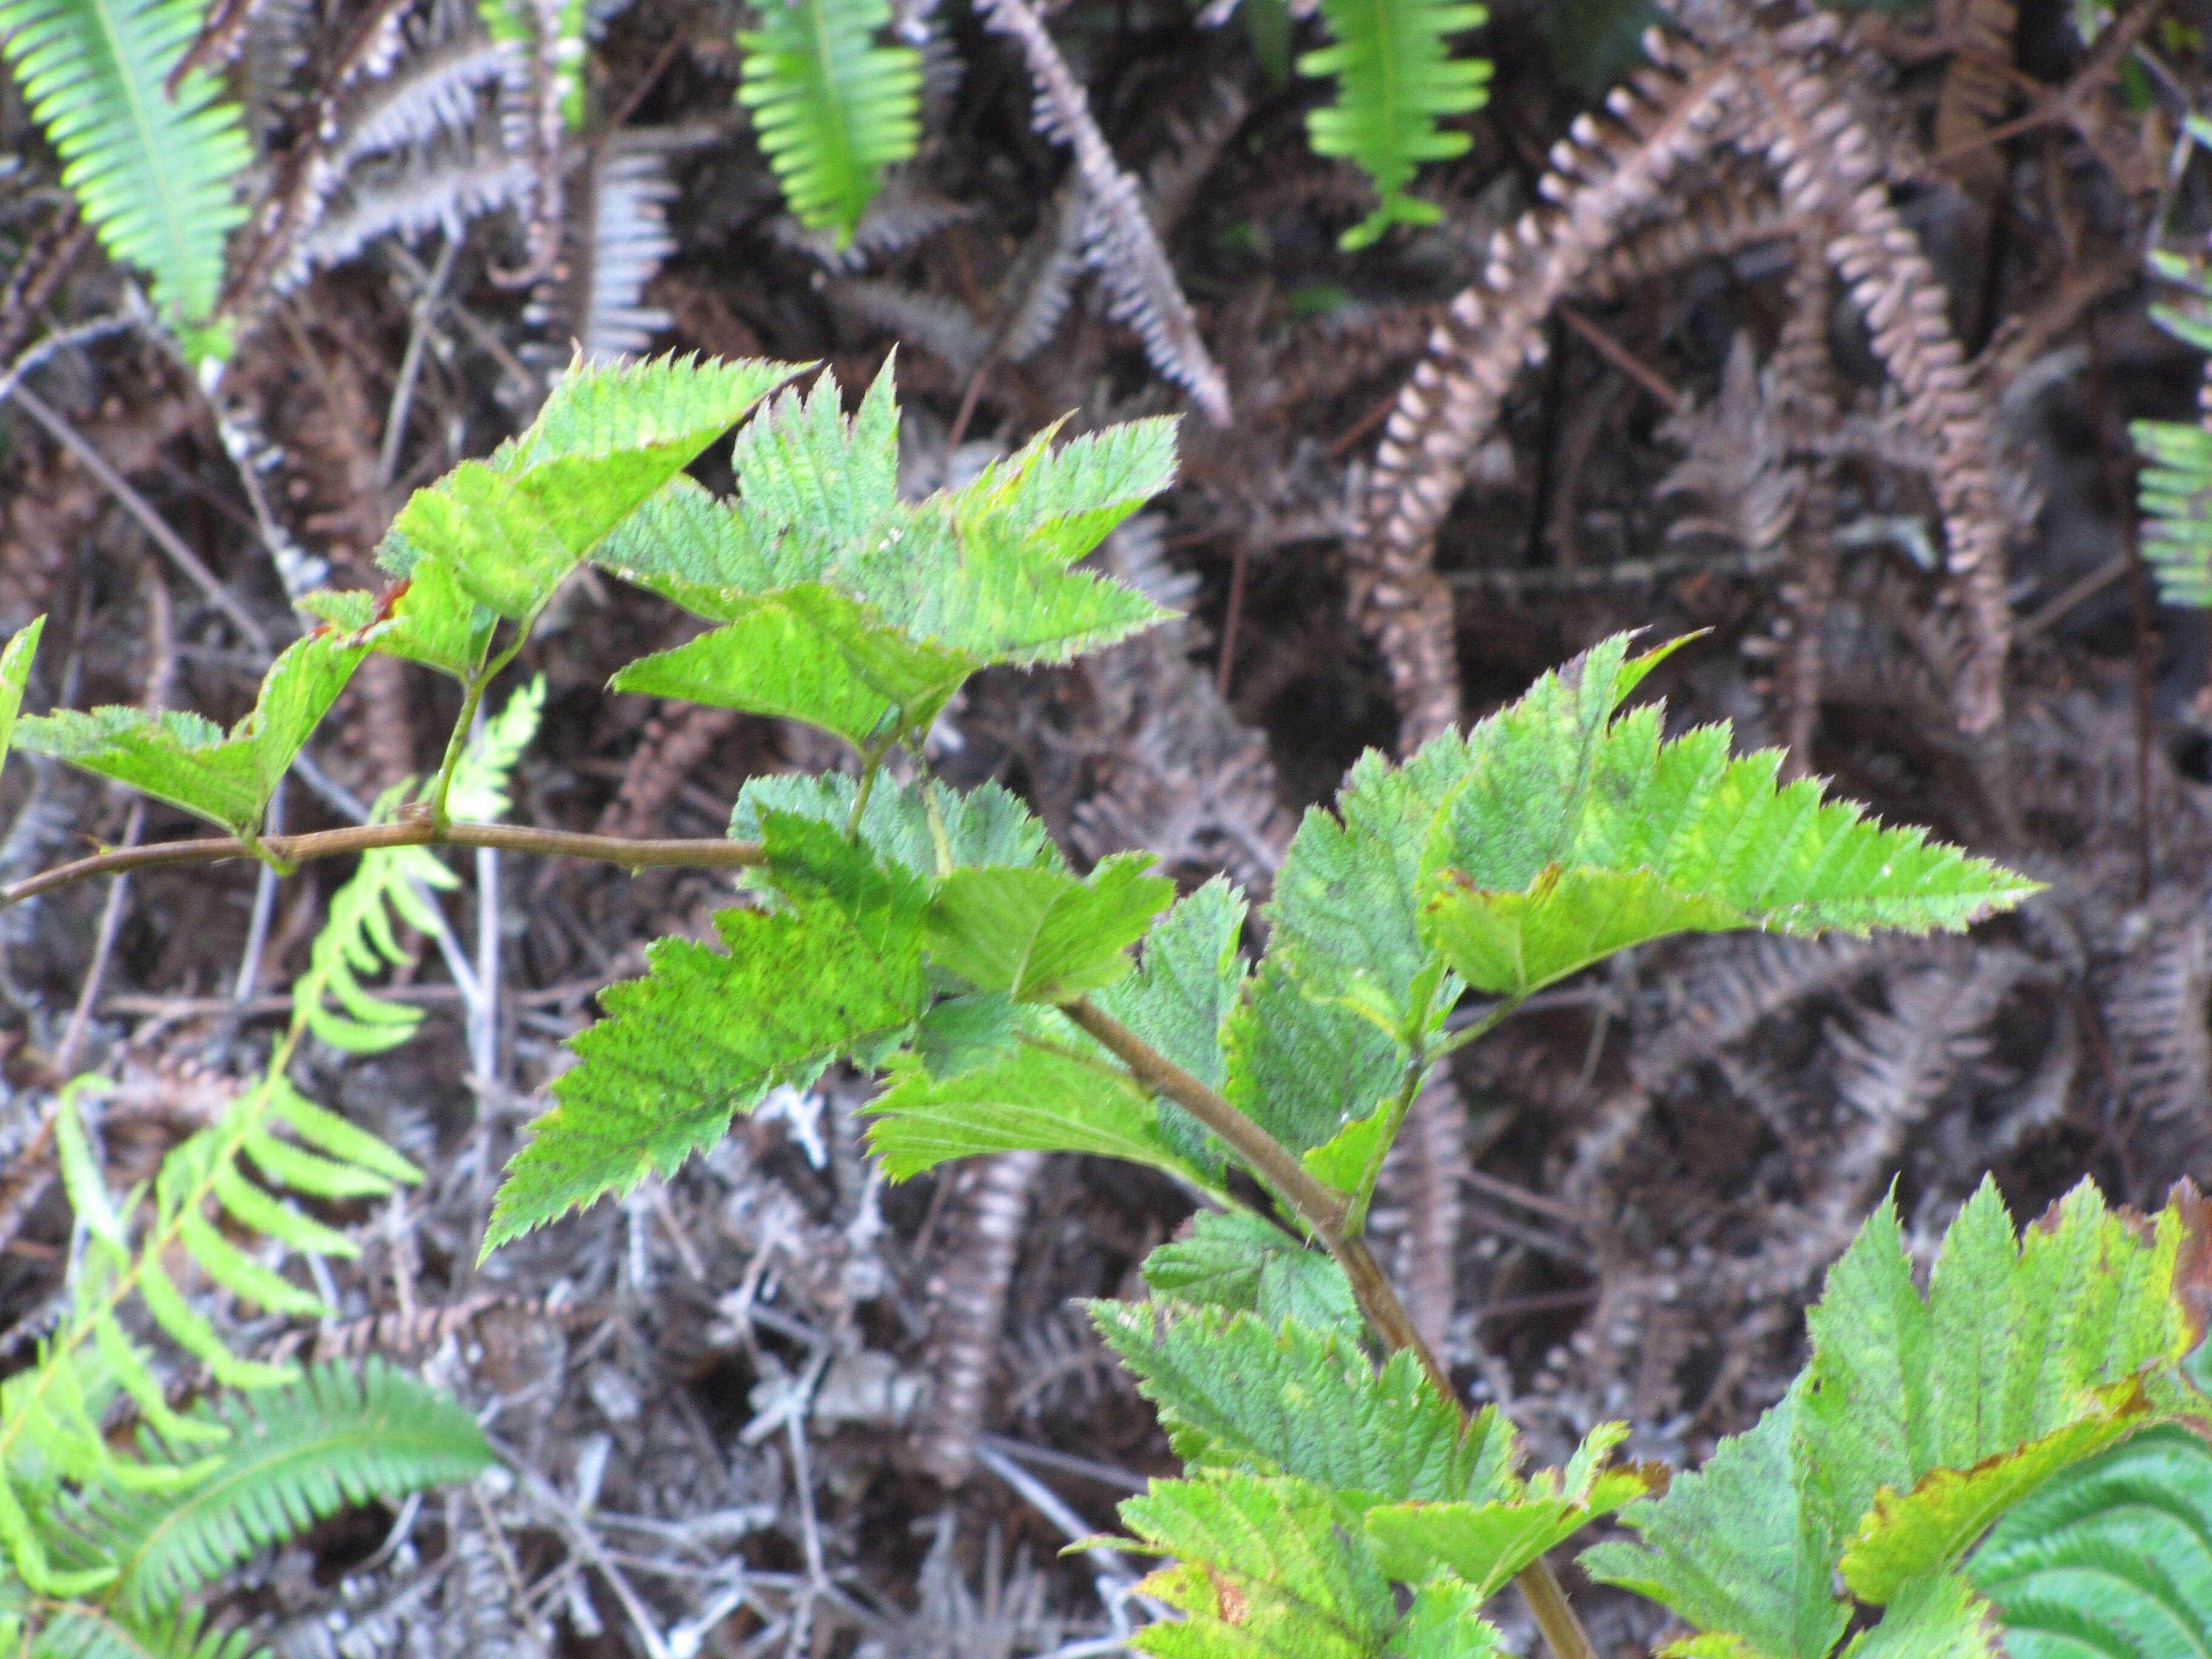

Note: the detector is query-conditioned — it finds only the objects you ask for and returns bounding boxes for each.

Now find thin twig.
[5,382,273,655]
[2,821,766,910]
[233,780,285,1003]
[53,802,145,1076]
[1557,304,1682,411]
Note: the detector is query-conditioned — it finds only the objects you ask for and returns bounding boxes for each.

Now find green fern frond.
[2133,254,2212,608]
[480,0,591,129]
[736,0,923,244]
[1298,0,1492,250]
[0,0,252,352]
[0,1067,422,1598]
[25,1602,256,1659]
[294,679,545,1052]
[53,1359,493,1617]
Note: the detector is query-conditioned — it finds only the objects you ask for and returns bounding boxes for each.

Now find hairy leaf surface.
[1091,1302,1517,1504]
[488,891,927,1245]
[1967,1424,2212,1658]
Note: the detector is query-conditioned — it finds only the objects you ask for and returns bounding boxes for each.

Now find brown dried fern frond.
[2102,904,2212,1133]
[1358,31,1751,746]
[1745,38,2012,730]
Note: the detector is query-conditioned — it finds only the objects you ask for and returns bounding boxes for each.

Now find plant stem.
[2,822,766,910]
[427,674,491,830]
[1518,1547,1600,1659]
[1061,995,1597,1659]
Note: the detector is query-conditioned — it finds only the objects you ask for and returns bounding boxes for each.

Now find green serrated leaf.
[367,559,500,683]
[1142,1210,1303,1313]
[1096,879,1249,1175]
[14,627,373,835]
[1096,878,1248,1091]
[0,615,45,774]
[866,1038,1207,1182]
[487,890,927,1248]
[611,585,974,753]
[1418,636,2040,992]
[1091,1301,1518,1503]
[1223,955,1406,1158]
[594,476,782,618]
[1117,1472,1399,1659]
[757,809,930,952]
[1254,1248,1364,1337]
[912,992,1025,1079]
[1302,1105,1398,1198]
[394,355,800,622]
[1366,1424,1659,1601]
[1386,1574,1505,1657]
[731,772,1063,878]
[1840,1387,2150,1604]
[1426,863,1744,997]
[1581,1386,1849,1659]
[925,853,1175,1000]
[1839,1573,2001,1659]
[1271,732,1473,1028]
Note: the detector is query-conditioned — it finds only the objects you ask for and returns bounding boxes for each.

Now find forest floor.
[4,0,2212,1653]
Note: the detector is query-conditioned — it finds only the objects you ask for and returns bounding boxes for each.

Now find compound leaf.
[487,891,927,1247]
[925,853,1174,1000]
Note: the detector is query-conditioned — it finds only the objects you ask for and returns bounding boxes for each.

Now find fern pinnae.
[0,0,252,352]
[737,0,925,245]
[1299,0,1492,250]
[294,677,543,1051]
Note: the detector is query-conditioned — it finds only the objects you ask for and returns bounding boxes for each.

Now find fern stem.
[1,822,768,910]
[1063,996,1599,1659]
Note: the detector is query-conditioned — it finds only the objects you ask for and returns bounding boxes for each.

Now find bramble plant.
[7,351,2212,1658]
